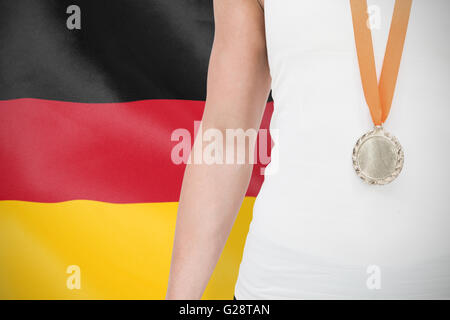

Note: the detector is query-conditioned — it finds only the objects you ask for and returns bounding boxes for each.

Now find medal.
[352,126,404,185]
[350,0,412,185]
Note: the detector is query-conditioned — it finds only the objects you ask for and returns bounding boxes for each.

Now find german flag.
[0,1,273,299]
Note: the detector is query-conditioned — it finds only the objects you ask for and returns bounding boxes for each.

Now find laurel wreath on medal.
[352,127,404,185]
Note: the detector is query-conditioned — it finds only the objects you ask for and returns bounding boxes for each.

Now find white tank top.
[235,0,450,299]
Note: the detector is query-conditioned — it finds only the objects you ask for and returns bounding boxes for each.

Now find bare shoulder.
[212,0,267,56]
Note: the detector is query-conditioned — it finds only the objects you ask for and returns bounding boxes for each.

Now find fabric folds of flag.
[0,0,273,299]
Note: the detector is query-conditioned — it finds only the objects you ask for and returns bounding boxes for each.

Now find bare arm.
[166,0,271,300]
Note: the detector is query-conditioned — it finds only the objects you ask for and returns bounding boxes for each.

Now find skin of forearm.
[166,133,255,299]
[166,94,269,299]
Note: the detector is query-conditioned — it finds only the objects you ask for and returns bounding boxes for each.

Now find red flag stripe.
[0,98,273,203]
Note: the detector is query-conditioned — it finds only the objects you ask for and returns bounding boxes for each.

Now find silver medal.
[352,126,404,185]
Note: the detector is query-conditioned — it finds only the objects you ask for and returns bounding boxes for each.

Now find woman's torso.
[235,0,450,299]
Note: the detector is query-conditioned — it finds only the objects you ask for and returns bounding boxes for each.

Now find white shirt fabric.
[235,0,450,299]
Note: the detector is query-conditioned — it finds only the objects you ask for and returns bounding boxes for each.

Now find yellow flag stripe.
[0,198,255,300]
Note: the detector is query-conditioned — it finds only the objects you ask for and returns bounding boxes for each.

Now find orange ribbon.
[350,0,412,126]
